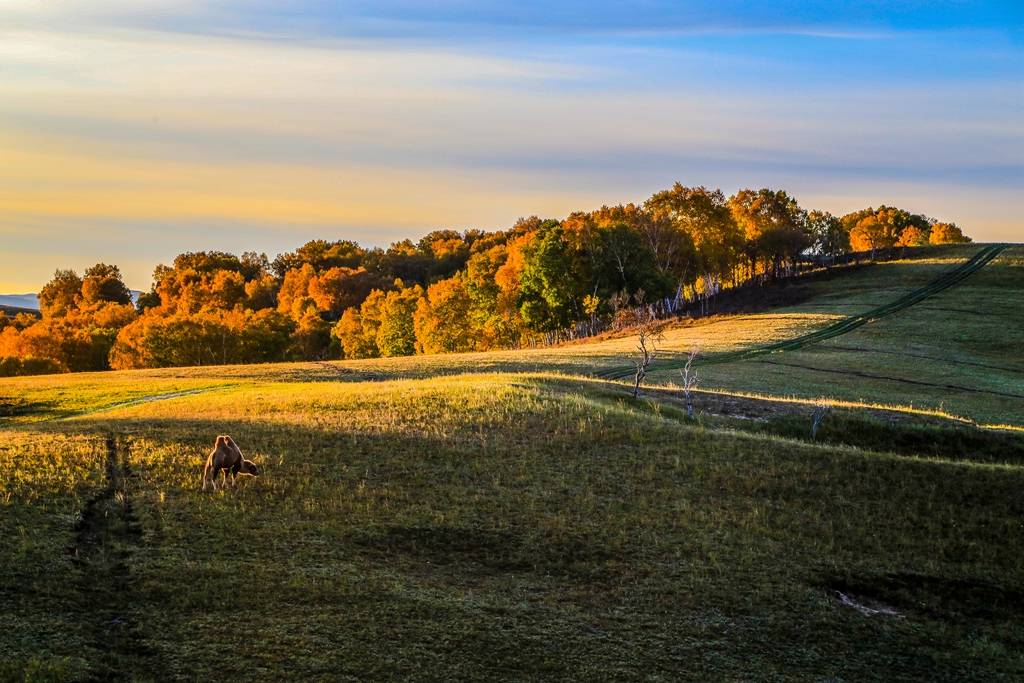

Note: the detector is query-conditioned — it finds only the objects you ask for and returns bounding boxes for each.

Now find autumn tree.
[728,189,810,278]
[376,284,424,357]
[463,244,522,349]
[17,265,138,371]
[5,183,974,374]
[332,308,376,359]
[80,263,132,307]
[288,307,334,360]
[645,184,738,287]
[38,269,83,318]
[896,225,929,247]
[848,215,888,253]
[110,309,292,369]
[929,222,971,244]
[5,303,135,372]
[277,264,317,318]
[145,251,262,314]
[806,211,848,257]
[208,270,247,310]
[356,289,387,356]
[842,206,931,253]
[272,239,365,276]
[308,267,391,319]
[414,276,474,354]
[245,274,279,310]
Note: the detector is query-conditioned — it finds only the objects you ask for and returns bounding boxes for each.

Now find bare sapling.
[811,402,832,440]
[625,303,662,399]
[679,347,700,417]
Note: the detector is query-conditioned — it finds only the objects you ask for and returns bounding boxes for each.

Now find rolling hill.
[0,293,39,311]
[1,244,1022,681]
[0,290,144,313]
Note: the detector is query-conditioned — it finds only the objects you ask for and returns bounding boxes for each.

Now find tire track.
[48,384,235,422]
[820,344,1024,376]
[756,359,1024,401]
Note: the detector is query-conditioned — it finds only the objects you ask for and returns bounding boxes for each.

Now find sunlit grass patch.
[0,375,240,424]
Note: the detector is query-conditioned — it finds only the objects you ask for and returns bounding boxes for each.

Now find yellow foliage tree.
[414,277,474,354]
[929,222,971,244]
[896,226,929,247]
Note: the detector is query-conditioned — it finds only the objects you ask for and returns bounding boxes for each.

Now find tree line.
[0,183,971,375]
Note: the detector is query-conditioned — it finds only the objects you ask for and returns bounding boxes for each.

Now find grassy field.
[2,244,1023,681]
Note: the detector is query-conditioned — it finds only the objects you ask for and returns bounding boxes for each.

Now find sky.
[1,1,1022,291]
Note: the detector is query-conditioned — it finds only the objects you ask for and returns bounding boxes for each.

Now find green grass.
[2,245,1023,681]
[668,246,1024,429]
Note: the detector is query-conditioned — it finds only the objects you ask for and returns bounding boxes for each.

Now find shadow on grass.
[562,377,1024,466]
[9,405,1024,680]
[0,396,57,420]
[20,413,636,583]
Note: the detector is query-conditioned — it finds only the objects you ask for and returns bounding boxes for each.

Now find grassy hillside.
[2,244,1023,681]
[653,244,1024,429]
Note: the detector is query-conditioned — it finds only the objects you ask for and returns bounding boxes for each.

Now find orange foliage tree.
[929,223,971,244]
[414,276,474,354]
[5,185,974,374]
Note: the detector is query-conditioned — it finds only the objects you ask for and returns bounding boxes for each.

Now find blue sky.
[1,1,1021,290]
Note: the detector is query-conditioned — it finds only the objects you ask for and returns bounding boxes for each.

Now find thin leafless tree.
[679,347,700,417]
[811,402,832,440]
[625,303,663,399]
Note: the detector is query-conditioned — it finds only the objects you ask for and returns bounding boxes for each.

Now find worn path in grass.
[598,243,1008,381]
[56,387,235,422]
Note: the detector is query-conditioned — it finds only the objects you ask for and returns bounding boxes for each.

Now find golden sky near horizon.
[2,3,1021,291]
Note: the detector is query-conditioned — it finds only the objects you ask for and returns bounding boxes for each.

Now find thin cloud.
[0,1,1020,291]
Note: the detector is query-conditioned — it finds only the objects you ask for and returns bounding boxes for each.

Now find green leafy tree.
[376,284,423,357]
[592,222,673,301]
[517,223,587,333]
[807,210,848,256]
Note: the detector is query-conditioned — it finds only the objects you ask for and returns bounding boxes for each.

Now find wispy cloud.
[6,1,1021,42]
[0,1,1021,291]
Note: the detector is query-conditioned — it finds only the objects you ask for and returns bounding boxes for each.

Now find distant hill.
[0,291,142,312]
[0,294,39,310]
[0,304,40,318]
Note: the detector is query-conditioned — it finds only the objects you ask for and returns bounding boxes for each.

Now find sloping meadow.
[3,374,1023,680]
